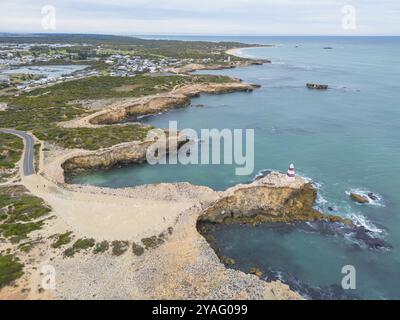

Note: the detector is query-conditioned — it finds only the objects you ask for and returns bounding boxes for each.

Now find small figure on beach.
[287,163,296,178]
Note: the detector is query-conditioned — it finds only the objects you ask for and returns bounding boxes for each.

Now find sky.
[0,0,399,36]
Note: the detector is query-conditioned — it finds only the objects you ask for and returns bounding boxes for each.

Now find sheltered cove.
[2,58,350,300]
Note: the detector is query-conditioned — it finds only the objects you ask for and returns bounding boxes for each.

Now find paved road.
[0,128,35,176]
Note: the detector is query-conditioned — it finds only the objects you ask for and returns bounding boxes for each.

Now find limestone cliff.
[62,140,154,172]
[89,95,191,125]
[61,134,189,173]
[87,82,258,126]
[167,60,270,74]
[199,172,350,225]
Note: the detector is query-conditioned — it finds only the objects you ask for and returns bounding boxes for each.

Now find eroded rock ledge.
[166,60,270,74]
[89,82,259,125]
[61,81,260,128]
[62,140,154,173]
[199,172,351,225]
[62,135,188,174]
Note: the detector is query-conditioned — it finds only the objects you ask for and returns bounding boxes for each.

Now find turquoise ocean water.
[70,36,400,299]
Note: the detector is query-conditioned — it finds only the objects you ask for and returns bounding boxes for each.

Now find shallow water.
[1,64,89,78]
[70,36,400,299]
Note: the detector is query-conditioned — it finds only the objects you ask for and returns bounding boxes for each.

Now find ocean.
[69,36,400,299]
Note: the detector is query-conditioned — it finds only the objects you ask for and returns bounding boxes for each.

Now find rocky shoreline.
[1,49,307,300]
[166,59,270,74]
[198,172,351,225]
[37,50,354,300]
[61,81,259,128]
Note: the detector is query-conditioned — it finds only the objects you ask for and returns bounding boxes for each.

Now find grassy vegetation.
[63,247,75,258]
[0,186,51,243]
[111,240,129,256]
[0,254,24,288]
[39,125,151,150]
[0,133,23,170]
[0,222,45,244]
[18,240,39,253]
[141,235,165,250]
[0,74,232,150]
[93,240,109,254]
[0,194,51,223]
[0,34,260,60]
[63,238,95,257]
[51,231,73,249]
[132,242,144,256]
[73,238,95,250]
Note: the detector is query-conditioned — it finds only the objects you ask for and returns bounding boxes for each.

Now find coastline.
[225,47,246,56]
[225,46,268,58]
[1,50,304,300]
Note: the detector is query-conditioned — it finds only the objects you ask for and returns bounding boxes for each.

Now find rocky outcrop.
[350,192,369,204]
[306,83,329,90]
[62,135,189,174]
[167,60,270,74]
[62,140,154,173]
[199,172,350,225]
[89,95,191,125]
[85,82,259,126]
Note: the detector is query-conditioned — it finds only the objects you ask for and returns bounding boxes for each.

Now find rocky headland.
[198,172,351,225]
[1,50,307,300]
[167,59,270,74]
[60,81,259,128]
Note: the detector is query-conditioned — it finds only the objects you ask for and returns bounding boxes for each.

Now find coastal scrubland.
[0,186,53,288]
[0,34,259,61]
[0,254,23,288]
[0,133,23,170]
[0,74,232,150]
[0,186,51,243]
[0,35,302,299]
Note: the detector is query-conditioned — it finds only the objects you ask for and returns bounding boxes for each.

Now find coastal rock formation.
[250,267,263,278]
[62,135,189,173]
[61,82,259,127]
[199,172,349,225]
[89,95,191,125]
[62,140,153,172]
[167,60,270,74]
[368,193,378,201]
[350,192,369,204]
[306,83,329,90]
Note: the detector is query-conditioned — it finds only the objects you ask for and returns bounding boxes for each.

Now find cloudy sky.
[0,0,399,35]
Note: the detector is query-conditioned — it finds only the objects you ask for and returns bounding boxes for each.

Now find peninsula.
[1,33,345,300]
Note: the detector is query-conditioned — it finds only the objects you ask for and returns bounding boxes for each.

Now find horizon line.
[1,32,400,38]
